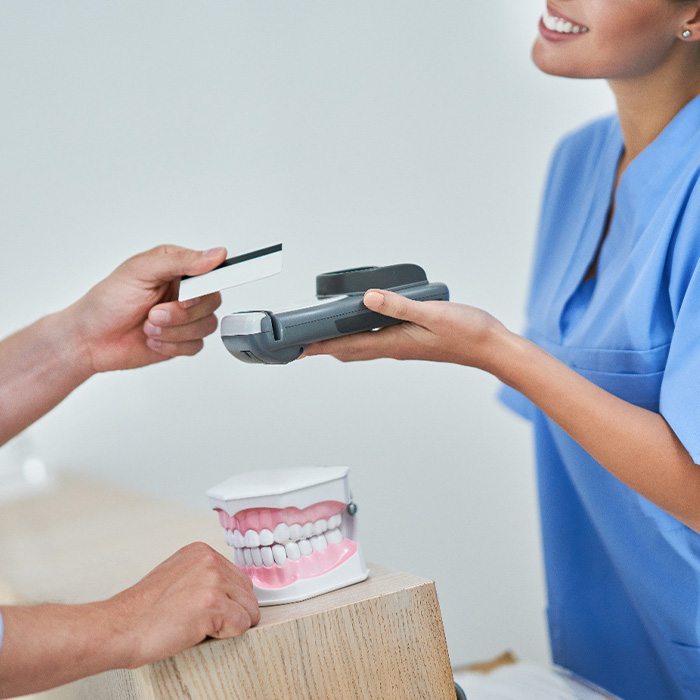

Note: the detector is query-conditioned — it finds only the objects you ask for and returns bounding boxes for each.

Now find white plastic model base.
[207,467,369,606]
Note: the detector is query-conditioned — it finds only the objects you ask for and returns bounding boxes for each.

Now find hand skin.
[305,289,700,533]
[0,543,260,698]
[0,244,227,445]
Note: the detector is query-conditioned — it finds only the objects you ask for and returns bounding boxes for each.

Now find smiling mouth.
[542,7,589,35]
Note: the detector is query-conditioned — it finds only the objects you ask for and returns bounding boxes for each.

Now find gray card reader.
[220,263,449,364]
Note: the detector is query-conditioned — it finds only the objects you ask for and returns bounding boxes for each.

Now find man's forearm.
[0,602,128,697]
[0,309,94,445]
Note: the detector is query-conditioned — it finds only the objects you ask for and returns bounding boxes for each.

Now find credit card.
[178,243,283,301]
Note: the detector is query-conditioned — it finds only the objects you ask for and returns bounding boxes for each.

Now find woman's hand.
[303,288,509,371]
[66,245,227,373]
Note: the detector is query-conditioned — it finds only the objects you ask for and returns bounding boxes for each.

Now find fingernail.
[144,321,161,336]
[146,338,162,351]
[364,291,385,307]
[150,309,170,324]
[204,246,226,257]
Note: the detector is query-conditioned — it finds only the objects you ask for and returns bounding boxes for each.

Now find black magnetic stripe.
[181,243,282,280]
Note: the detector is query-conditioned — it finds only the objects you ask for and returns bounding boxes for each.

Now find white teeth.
[230,514,347,566]
[272,544,287,565]
[311,534,328,551]
[260,546,274,567]
[542,9,587,34]
[274,523,290,544]
[245,530,260,548]
[285,541,301,560]
[326,528,343,545]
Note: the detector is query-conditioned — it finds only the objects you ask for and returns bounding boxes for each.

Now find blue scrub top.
[500,95,700,700]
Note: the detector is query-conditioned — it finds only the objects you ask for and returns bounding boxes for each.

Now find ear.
[679,3,700,41]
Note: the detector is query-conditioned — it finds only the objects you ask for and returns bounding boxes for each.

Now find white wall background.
[0,1,614,667]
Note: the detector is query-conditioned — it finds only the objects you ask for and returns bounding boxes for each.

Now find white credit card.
[178,244,283,301]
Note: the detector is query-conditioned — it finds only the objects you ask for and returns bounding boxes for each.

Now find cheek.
[532,23,676,80]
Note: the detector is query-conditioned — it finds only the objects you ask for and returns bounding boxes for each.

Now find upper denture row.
[216,500,345,533]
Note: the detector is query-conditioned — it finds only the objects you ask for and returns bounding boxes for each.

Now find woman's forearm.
[489,328,700,532]
[0,308,94,446]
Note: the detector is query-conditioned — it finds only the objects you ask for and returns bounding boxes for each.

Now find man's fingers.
[363,289,431,326]
[209,601,255,639]
[144,314,218,343]
[145,338,204,357]
[148,293,222,328]
[224,583,260,626]
[125,245,227,284]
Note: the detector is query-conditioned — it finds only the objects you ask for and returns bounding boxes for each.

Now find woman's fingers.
[305,325,411,361]
[363,289,433,326]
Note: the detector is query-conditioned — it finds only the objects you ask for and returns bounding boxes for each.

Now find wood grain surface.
[0,475,455,699]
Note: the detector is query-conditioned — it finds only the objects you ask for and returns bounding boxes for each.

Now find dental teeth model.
[207,467,369,605]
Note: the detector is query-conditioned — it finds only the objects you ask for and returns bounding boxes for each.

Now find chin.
[531,41,597,79]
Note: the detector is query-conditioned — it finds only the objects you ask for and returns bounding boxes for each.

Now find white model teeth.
[311,534,328,551]
[542,9,588,34]
[285,541,301,560]
[225,513,347,567]
[273,522,290,544]
[233,528,344,568]
[272,544,287,565]
[326,528,343,545]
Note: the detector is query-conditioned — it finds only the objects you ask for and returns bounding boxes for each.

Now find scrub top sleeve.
[497,383,535,421]
[660,258,700,464]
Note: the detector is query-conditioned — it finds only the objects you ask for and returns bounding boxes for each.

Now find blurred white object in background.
[0,430,53,502]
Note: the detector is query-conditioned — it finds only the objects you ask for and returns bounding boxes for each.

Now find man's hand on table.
[108,542,260,667]
[0,543,259,697]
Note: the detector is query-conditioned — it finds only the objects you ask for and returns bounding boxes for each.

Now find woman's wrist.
[473,321,531,380]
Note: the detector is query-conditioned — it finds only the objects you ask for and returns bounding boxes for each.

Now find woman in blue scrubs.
[306,2,700,698]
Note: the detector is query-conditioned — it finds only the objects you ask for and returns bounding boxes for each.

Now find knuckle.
[199,589,221,611]
[188,340,205,356]
[204,315,219,335]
